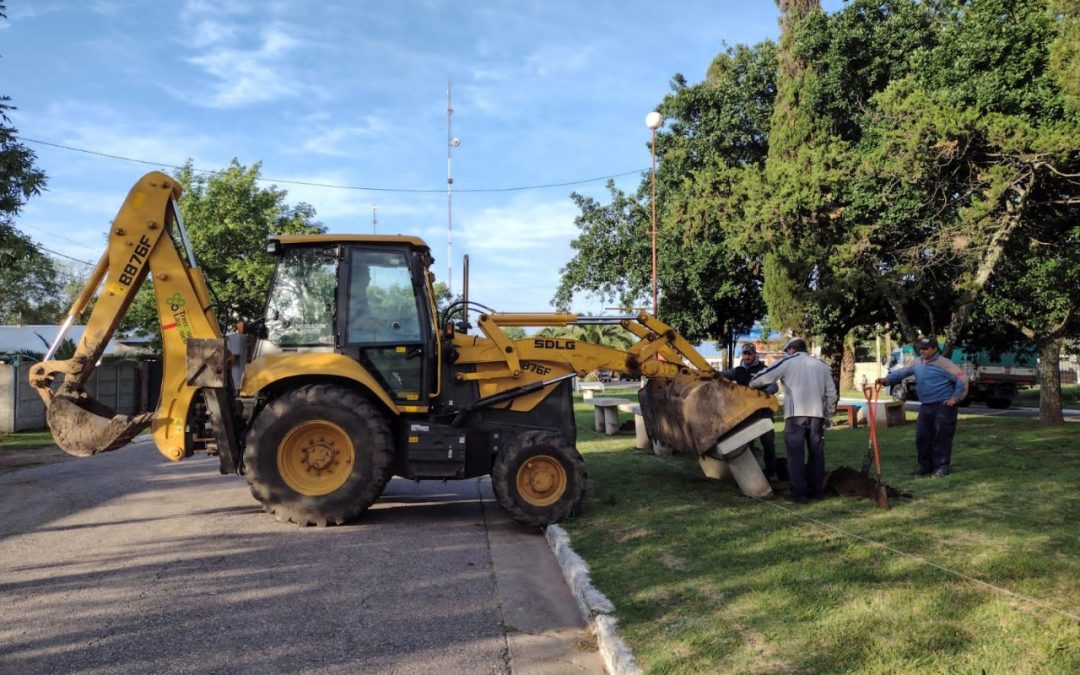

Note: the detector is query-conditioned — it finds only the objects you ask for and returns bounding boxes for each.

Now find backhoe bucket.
[638,376,776,456]
[45,393,153,457]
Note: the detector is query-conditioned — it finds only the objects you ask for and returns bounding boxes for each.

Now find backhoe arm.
[29,172,232,463]
[452,311,777,455]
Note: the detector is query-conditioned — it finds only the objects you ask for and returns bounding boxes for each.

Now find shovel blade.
[875,483,890,510]
[45,394,152,457]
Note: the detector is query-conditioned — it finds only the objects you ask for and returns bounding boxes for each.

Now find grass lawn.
[564,400,1080,673]
[1016,384,1080,408]
[0,430,57,451]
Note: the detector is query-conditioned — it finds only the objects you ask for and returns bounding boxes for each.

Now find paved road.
[0,441,603,674]
[905,401,1080,420]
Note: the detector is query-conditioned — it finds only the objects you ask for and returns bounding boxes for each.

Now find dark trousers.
[751,409,779,478]
[784,416,826,500]
[915,401,959,471]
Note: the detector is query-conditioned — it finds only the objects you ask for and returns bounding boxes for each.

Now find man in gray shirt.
[749,338,838,503]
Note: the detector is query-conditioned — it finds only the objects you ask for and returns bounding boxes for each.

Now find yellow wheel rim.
[515,455,567,507]
[277,420,355,496]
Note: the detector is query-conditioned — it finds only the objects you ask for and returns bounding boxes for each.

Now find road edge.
[544,525,641,675]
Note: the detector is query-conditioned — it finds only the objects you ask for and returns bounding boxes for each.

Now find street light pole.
[645,111,664,315]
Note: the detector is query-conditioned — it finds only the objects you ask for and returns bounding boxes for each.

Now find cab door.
[337,245,435,406]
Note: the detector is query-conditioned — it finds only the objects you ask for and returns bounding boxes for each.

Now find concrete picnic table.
[587,397,632,435]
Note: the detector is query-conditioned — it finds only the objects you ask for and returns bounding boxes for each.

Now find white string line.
[647,453,1080,624]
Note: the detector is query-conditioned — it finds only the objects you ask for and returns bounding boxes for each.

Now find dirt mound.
[824,466,911,501]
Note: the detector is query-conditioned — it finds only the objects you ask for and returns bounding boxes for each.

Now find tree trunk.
[885,292,917,344]
[820,331,845,393]
[840,344,856,393]
[1038,337,1065,426]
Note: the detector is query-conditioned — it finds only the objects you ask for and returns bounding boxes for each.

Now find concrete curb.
[545,525,641,675]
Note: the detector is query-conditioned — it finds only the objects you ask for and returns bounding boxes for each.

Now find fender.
[240,352,399,414]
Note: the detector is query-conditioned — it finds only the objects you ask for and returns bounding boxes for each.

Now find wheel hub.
[516,455,567,507]
[278,421,355,496]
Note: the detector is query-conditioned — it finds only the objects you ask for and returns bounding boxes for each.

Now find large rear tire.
[985,397,1012,409]
[244,384,393,526]
[491,430,586,528]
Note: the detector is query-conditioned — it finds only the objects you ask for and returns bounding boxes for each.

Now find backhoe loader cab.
[255,235,438,403]
[33,172,779,529]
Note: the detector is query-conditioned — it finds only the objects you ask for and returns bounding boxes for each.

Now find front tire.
[492,430,586,528]
[244,384,393,526]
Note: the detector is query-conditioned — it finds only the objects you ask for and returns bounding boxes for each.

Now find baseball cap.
[741,343,757,355]
[917,336,937,350]
[783,337,808,353]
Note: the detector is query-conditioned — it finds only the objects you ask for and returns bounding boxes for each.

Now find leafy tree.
[779,0,1080,421]
[556,41,780,349]
[122,161,324,342]
[759,0,934,381]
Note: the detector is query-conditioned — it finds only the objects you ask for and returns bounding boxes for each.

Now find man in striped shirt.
[750,338,838,503]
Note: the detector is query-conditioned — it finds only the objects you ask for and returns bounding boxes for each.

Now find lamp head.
[645,111,664,129]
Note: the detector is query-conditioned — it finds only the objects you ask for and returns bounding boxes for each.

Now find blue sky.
[3,0,843,316]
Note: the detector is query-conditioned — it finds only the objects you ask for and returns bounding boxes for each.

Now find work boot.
[932,466,950,477]
[913,466,933,477]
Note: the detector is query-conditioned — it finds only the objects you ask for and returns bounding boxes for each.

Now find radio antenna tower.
[447,80,460,295]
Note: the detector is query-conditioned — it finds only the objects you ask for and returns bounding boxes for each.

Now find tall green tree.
[556,41,779,349]
[759,0,934,381]
[122,161,324,341]
[782,0,1079,420]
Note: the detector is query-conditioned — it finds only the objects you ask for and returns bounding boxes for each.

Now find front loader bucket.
[45,393,153,457]
[638,376,776,456]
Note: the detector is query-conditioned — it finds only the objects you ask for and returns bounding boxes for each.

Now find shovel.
[861,382,889,509]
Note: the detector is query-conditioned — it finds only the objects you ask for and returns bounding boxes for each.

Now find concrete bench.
[834,404,860,429]
[880,400,906,426]
[617,402,651,450]
[579,381,605,400]
[854,400,906,427]
[588,397,632,435]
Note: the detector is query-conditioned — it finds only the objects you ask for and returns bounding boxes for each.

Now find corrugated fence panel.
[14,363,46,432]
[0,363,140,432]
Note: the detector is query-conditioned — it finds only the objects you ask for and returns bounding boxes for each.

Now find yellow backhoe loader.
[30,172,778,527]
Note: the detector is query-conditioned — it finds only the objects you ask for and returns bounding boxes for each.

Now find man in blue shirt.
[877,336,968,477]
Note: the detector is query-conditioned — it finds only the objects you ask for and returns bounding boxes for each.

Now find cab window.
[346,250,421,344]
[264,247,337,347]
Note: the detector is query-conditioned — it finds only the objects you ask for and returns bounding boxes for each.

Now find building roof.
[0,325,128,360]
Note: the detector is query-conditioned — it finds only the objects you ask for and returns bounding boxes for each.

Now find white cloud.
[458,196,579,253]
[33,101,219,169]
[184,25,307,108]
[525,45,593,77]
[6,2,66,22]
[292,117,391,157]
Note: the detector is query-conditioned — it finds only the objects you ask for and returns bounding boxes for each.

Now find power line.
[18,136,645,194]
[35,243,93,266]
